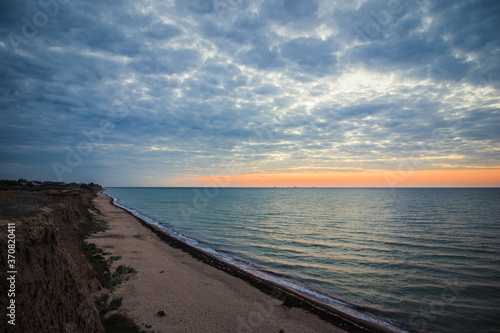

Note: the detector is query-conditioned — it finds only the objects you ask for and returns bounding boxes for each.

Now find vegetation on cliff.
[0,179,102,218]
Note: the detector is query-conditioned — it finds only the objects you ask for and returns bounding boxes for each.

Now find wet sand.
[88,193,387,333]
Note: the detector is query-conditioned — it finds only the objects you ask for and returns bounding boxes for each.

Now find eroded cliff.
[0,187,104,333]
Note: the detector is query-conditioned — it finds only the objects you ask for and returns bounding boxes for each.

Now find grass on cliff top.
[0,180,99,218]
[0,191,55,218]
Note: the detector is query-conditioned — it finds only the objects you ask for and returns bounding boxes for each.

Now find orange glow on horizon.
[171,169,500,187]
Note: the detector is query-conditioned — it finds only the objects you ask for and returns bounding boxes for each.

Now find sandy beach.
[88,193,372,333]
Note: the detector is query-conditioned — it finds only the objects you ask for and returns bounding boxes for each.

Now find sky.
[1,0,499,187]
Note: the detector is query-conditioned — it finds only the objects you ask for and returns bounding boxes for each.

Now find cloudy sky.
[1,0,499,187]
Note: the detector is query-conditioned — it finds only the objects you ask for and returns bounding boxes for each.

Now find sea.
[104,187,500,333]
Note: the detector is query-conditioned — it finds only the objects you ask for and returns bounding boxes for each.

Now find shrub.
[102,314,147,333]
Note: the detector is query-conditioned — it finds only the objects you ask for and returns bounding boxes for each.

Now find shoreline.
[90,193,396,333]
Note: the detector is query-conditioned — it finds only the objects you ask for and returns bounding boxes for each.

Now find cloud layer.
[1,0,499,186]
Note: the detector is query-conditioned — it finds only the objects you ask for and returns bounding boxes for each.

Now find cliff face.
[0,190,104,333]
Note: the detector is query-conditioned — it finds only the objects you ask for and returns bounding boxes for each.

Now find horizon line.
[104,186,500,188]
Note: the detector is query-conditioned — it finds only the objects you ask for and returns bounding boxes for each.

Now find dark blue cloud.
[130,49,202,75]
[240,44,285,69]
[262,0,319,22]
[176,0,215,14]
[283,0,319,19]
[281,37,337,76]
[142,23,182,40]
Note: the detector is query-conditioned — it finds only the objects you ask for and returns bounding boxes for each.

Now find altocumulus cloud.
[0,0,499,185]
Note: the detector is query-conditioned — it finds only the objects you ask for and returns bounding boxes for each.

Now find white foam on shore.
[105,192,408,333]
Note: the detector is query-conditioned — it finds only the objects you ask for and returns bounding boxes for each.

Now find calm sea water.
[105,187,500,333]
